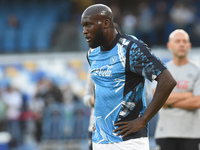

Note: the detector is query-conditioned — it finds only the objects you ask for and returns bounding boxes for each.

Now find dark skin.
[81,4,118,50]
[81,4,177,138]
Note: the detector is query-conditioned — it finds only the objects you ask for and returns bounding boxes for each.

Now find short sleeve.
[129,40,166,81]
[193,70,200,96]
[83,69,94,107]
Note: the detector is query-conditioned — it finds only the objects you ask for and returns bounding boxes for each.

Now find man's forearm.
[164,92,193,105]
[172,95,200,110]
[142,69,176,123]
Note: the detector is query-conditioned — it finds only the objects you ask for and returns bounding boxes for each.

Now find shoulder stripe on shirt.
[125,41,134,73]
[131,39,166,72]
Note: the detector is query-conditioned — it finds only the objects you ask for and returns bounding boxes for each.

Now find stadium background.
[0,0,200,150]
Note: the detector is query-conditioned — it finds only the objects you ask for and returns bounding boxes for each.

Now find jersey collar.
[101,33,121,51]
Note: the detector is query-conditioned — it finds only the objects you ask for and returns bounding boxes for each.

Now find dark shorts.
[156,138,200,150]
[89,132,93,150]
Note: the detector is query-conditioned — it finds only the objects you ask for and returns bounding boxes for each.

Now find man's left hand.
[113,117,147,138]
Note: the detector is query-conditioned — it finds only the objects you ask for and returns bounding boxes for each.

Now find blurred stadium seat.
[0,0,71,53]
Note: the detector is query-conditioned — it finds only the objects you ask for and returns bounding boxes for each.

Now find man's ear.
[103,19,110,28]
[189,42,192,50]
[167,42,171,51]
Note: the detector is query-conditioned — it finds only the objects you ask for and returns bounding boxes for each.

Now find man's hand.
[113,117,147,138]
[90,97,95,107]
[92,123,96,132]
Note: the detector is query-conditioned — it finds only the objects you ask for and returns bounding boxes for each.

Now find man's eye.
[87,24,91,27]
[85,23,92,27]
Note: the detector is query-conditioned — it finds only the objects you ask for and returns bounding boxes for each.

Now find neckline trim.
[101,33,121,51]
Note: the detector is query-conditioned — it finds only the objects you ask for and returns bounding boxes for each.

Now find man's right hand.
[90,97,95,107]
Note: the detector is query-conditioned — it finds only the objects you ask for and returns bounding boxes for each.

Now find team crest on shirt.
[110,56,117,64]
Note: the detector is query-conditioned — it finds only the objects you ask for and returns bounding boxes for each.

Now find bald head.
[167,29,191,60]
[169,29,190,42]
[82,4,113,22]
[81,4,117,50]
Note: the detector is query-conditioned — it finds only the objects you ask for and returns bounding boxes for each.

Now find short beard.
[89,26,105,48]
[175,53,187,59]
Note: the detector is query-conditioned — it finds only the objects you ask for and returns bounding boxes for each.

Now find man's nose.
[83,27,88,34]
[180,41,185,46]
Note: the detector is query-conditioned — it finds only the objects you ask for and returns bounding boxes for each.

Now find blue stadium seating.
[42,103,67,140]
[0,0,71,53]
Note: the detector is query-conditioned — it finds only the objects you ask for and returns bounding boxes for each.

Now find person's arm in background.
[171,95,200,110]
[163,92,193,105]
[171,72,200,110]
[83,69,95,107]
[161,92,193,108]
[152,89,192,108]
[163,71,200,110]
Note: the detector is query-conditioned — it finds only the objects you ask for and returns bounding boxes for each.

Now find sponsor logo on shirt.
[92,65,113,77]
[176,80,189,90]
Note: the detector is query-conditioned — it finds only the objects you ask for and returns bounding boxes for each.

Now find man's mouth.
[178,49,185,53]
[85,36,91,42]
[86,38,91,42]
